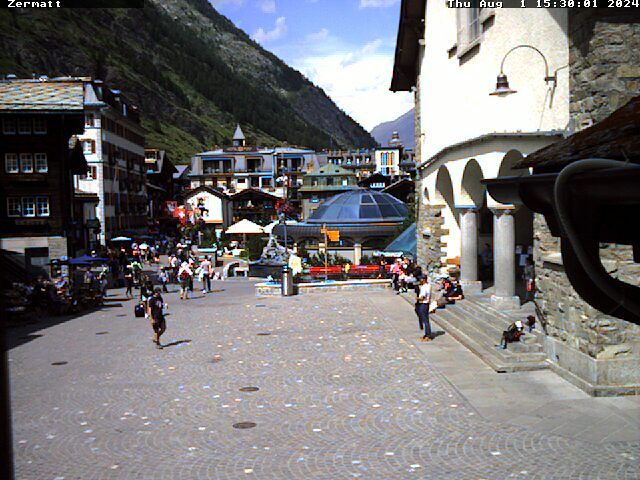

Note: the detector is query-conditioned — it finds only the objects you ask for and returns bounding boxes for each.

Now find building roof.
[307,189,408,225]
[173,165,190,179]
[390,0,427,92]
[383,222,417,257]
[184,185,229,201]
[0,78,85,112]
[233,124,246,141]
[231,188,280,202]
[307,164,356,177]
[515,96,640,172]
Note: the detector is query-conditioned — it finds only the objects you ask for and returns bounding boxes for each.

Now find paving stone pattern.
[8,281,639,479]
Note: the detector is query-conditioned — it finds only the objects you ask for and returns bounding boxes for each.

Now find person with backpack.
[500,320,524,349]
[148,288,166,349]
[140,275,154,319]
[177,261,193,300]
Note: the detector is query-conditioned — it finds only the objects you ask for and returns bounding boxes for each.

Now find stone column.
[459,208,482,295]
[353,243,362,266]
[490,208,520,309]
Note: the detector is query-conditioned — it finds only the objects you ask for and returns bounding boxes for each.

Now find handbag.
[134,302,145,318]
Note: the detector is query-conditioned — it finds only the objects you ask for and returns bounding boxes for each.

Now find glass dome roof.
[307,189,408,224]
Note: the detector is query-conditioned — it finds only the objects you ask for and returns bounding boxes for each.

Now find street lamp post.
[490,44,559,97]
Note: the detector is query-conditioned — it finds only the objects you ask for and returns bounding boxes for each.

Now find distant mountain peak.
[371,109,415,149]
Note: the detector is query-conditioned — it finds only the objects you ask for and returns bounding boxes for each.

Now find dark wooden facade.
[0,111,86,259]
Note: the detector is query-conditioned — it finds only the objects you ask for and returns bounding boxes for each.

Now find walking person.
[140,275,154,319]
[177,261,193,300]
[158,266,169,293]
[124,267,134,298]
[200,256,213,293]
[148,287,166,349]
[415,275,433,342]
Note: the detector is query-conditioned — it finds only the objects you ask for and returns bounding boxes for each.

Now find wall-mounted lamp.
[490,44,557,97]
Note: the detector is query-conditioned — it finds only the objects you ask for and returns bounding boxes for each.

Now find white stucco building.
[74,80,147,245]
[392,3,570,308]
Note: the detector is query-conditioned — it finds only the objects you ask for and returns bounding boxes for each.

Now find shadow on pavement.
[162,339,192,348]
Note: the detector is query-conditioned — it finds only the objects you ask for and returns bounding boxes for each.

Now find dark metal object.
[256,332,271,336]
[281,266,294,297]
[233,422,257,429]
[239,387,259,392]
[1,318,15,479]
[96,331,109,335]
[51,361,68,366]
[484,163,640,324]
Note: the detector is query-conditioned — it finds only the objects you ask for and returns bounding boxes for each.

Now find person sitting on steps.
[500,320,524,350]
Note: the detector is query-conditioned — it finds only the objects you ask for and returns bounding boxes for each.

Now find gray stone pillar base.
[490,295,520,310]
[460,280,483,296]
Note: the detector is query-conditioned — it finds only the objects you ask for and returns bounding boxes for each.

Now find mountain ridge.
[371,108,415,149]
[0,0,376,161]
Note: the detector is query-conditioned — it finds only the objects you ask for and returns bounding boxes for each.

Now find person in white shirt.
[200,256,212,293]
[415,275,433,342]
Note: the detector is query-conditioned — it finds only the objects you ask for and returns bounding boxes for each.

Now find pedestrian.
[480,243,493,281]
[415,275,433,342]
[140,275,154,319]
[343,262,351,280]
[148,287,166,349]
[523,257,535,302]
[391,259,402,293]
[124,267,134,298]
[158,266,169,293]
[177,261,193,300]
[200,256,212,293]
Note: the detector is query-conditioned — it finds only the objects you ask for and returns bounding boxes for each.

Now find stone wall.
[534,13,640,395]
[569,11,640,126]
[416,204,446,275]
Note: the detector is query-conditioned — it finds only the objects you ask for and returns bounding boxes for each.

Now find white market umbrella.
[226,219,265,244]
[226,219,265,235]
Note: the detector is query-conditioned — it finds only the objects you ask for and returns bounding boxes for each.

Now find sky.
[209,0,413,132]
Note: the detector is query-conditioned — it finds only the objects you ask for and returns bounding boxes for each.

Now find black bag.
[134,303,145,318]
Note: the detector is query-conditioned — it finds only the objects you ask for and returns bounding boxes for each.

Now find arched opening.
[434,166,460,269]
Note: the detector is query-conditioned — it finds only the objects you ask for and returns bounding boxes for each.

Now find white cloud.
[258,0,276,13]
[209,0,244,6]
[306,28,329,42]
[292,38,413,130]
[359,0,400,8]
[253,16,287,43]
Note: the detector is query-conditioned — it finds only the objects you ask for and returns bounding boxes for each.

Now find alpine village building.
[392,2,640,395]
[0,77,92,272]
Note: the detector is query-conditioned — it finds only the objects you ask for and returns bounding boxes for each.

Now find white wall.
[419,8,569,162]
[185,191,224,223]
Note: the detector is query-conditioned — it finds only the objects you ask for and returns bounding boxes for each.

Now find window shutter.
[91,140,96,154]
[456,9,467,49]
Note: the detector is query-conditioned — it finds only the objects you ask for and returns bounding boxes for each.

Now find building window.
[22,197,35,217]
[2,119,16,135]
[5,153,18,173]
[456,7,486,56]
[36,197,50,217]
[326,177,334,186]
[20,153,33,173]
[85,114,95,127]
[33,118,47,134]
[83,140,96,155]
[35,153,48,173]
[18,118,31,135]
[7,198,21,217]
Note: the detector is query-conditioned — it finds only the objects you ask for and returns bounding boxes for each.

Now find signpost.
[320,225,340,282]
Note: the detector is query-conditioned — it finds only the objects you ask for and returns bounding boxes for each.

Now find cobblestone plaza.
[8,281,640,479]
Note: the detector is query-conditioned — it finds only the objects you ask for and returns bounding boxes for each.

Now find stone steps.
[399,293,549,373]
